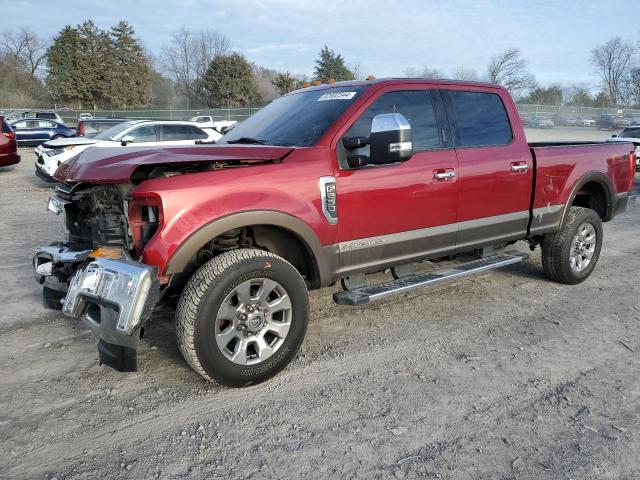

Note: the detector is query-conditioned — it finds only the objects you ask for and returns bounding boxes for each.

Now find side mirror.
[611,134,617,138]
[120,135,134,146]
[368,113,413,165]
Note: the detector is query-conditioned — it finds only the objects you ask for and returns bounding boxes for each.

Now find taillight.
[128,196,162,256]
[630,151,636,191]
[78,122,85,137]
[2,131,15,140]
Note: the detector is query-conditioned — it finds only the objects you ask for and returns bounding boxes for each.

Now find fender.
[164,210,336,286]
[561,171,616,224]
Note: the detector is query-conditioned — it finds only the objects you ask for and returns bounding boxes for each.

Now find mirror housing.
[611,134,617,138]
[120,135,134,146]
[368,113,413,165]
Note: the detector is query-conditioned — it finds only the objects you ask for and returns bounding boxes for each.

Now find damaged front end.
[34,182,161,372]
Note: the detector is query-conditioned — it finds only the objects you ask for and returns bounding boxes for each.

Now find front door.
[333,88,459,276]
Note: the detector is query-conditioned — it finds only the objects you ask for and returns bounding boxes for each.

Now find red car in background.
[0,116,20,167]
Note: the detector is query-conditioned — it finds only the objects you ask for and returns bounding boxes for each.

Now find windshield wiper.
[226,137,269,145]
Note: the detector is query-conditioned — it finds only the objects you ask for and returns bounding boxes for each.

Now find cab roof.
[293,77,502,94]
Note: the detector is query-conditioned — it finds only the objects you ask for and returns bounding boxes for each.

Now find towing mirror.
[368,113,413,165]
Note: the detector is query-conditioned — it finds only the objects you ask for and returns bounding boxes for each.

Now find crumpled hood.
[42,137,100,148]
[54,144,294,184]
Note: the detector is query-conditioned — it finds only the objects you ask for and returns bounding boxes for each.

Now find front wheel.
[541,206,603,284]
[176,248,309,387]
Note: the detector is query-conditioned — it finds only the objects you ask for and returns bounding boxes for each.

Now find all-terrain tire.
[176,248,309,387]
[541,206,603,284]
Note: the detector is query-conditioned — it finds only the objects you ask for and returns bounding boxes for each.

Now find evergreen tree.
[75,20,111,109]
[108,21,151,108]
[201,53,262,107]
[46,26,84,107]
[313,45,354,83]
[272,72,296,96]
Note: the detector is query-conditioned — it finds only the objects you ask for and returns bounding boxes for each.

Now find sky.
[2,0,638,87]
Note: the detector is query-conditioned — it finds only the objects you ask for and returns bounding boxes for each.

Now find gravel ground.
[1,127,639,480]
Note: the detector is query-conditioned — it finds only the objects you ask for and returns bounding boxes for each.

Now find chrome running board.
[333,251,529,306]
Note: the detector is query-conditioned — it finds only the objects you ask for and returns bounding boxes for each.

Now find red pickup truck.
[34,79,637,386]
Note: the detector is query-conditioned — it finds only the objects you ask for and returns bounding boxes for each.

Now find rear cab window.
[445,90,513,147]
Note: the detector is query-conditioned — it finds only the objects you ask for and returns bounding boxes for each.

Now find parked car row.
[519,112,639,130]
[0,110,240,179]
[34,120,221,182]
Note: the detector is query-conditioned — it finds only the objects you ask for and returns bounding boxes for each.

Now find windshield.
[219,87,366,147]
[94,122,136,140]
[620,128,640,138]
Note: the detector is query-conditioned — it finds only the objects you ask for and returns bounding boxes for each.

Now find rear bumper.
[0,152,20,167]
[33,245,160,371]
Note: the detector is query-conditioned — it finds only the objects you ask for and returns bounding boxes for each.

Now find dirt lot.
[1,127,639,479]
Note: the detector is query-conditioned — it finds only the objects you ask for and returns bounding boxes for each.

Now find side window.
[127,125,158,142]
[447,91,512,147]
[39,120,55,128]
[13,121,26,129]
[345,90,441,152]
[26,120,40,128]
[188,125,208,139]
[163,124,205,141]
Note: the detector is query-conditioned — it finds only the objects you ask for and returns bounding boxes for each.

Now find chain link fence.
[3,104,640,126]
[0,107,264,125]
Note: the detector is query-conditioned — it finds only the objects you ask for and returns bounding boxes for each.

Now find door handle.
[511,162,529,173]
[433,169,456,180]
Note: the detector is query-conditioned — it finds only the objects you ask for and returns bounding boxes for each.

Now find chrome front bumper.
[33,245,160,369]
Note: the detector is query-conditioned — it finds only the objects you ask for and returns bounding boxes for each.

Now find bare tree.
[161,27,230,108]
[404,66,444,79]
[450,66,480,81]
[486,47,535,95]
[1,28,48,79]
[591,37,636,105]
[349,61,366,80]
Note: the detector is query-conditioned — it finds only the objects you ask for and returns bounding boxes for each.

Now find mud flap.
[98,339,137,372]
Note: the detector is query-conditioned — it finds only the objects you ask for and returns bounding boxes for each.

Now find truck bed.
[529,140,634,217]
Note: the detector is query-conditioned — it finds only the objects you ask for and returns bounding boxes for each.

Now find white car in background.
[34,120,218,183]
[607,125,640,170]
[189,115,238,133]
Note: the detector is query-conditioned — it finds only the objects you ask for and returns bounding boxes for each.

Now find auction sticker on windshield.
[317,91,358,101]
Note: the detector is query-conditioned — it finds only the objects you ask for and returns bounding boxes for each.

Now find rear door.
[442,88,532,251]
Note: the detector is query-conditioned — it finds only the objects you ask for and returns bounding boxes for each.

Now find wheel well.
[191,225,320,289]
[571,181,609,220]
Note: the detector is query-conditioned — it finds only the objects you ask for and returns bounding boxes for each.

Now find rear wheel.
[176,248,309,387]
[541,207,603,284]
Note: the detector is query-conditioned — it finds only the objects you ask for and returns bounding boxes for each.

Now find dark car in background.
[10,119,75,145]
[0,116,20,167]
[597,114,630,130]
[6,111,65,124]
[77,118,128,138]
